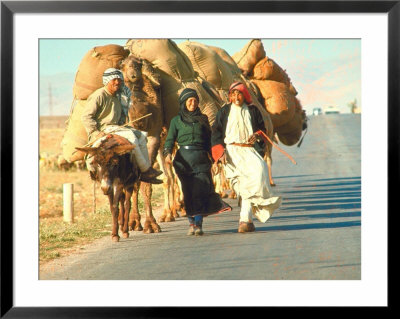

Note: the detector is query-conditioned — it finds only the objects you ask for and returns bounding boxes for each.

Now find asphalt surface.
[40,114,361,280]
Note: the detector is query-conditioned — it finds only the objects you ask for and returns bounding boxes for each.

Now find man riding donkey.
[81,68,163,184]
[211,81,282,233]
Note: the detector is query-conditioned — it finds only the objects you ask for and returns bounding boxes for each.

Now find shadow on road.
[256,220,361,232]
[258,175,362,232]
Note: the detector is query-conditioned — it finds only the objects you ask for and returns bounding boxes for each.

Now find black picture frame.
[1,1,396,317]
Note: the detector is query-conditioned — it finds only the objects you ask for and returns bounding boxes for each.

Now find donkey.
[76,134,141,242]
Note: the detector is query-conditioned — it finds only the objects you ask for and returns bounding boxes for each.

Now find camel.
[121,55,182,226]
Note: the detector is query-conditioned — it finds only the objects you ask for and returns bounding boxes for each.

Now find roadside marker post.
[63,183,74,223]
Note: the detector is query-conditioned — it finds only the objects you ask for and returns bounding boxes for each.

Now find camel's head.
[121,55,143,88]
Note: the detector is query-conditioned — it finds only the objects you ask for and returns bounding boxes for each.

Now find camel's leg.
[174,176,186,217]
[215,170,228,198]
[227,178,237,199]
[157,150,176,222]
[156,150,169,222]
[264,144,276,187]
[212,165,223,198]
[166,165,178,221]
[164,178,178,221]
[159,173,175,222]
[266,156,275,187]
[141,182,161,233]
[129,181,142,231]
[220,164,229,198]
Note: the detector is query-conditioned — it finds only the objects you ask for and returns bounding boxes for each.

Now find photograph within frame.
[2,0,396,315]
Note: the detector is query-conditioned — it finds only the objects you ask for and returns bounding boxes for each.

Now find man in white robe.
[211,82,281,233]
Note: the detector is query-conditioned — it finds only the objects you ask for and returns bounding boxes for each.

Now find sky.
[39,38,361,115]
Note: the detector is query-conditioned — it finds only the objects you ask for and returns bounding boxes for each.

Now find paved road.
[40,114,361,280]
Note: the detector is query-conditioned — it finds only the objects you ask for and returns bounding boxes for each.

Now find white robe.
[224,103,281,223]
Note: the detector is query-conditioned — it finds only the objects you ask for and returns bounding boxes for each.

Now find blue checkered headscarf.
[102,68,124,85]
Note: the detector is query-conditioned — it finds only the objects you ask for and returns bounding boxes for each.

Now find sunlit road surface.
[40,114,361,280]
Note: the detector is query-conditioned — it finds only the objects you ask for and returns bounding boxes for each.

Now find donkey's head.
[76,135,135,195]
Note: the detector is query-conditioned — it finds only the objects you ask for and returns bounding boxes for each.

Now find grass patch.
[43,185,63,193]
[39,209,111,263]
[39,183,164,264]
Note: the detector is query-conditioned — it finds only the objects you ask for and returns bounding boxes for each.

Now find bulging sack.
[126,39,222,126]
[208,45,242,77]
[252,57,290,84]
[232,39,266,76]
[126,39,196,82]
[73,44,129,100]
[178,41,235,91]
[251,79,296,128]
[275,99,305,146]
[126,39,196,125]
[61,99,88,162]
[206,42,275,141]
[252,57,298,96]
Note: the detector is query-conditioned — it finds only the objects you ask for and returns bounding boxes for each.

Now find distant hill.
[40,72,75,116]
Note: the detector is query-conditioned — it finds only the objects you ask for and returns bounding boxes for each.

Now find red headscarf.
[229,81,252,104]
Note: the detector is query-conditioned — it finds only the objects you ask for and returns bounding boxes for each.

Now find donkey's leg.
[129,181,142,231]
[141,182,161,233]
[118,192,125,232]
[121,188,132,238]
[108,193,120,242]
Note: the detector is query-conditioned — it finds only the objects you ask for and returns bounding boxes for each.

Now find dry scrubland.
[39,118,164,265]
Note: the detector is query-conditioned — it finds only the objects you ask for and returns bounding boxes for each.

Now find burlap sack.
[232,39,266,76]
[207,45,245,103]
[61,99,88,162]
[253,57,298,96]
[252,57,290,84]
[251,79,296,128]
[73,44,129,100]
[274,99,305,146]
[126,39,196,81]
[276,127,302,146]
[178,41,235,91]
[189,42,274,148]
[289,83,298,96]
[126,39,222,126]
[208,45,242,76]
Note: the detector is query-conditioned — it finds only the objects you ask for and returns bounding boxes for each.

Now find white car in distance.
[324,106,340,114]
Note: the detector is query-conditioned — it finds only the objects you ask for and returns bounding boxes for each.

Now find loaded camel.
[121,55,181,225]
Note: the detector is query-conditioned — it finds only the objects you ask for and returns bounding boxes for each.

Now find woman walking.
[163,88,231,236]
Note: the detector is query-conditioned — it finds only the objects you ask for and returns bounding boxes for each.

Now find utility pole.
[48,83,53,116]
